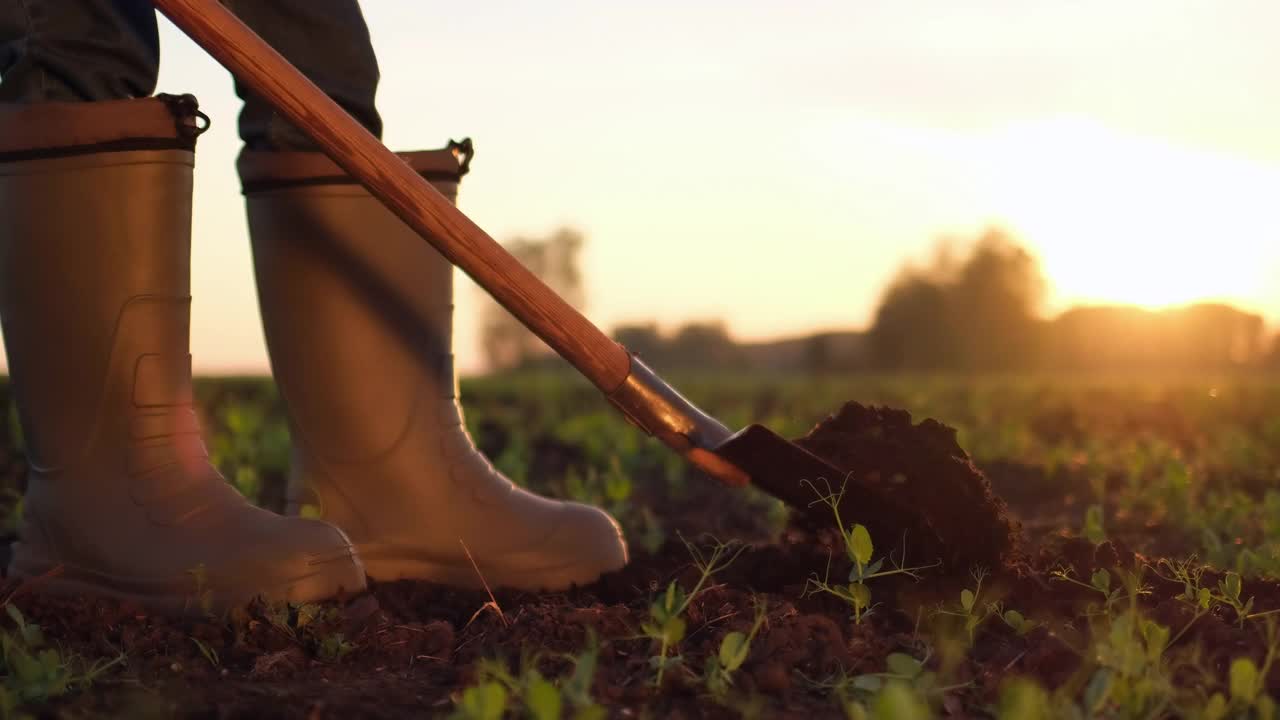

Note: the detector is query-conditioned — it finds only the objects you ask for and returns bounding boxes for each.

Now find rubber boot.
[0,97,366,614]
[240,144,629,591]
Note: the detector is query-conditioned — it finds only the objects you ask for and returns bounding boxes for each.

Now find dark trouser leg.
[0,0,158,102]
[226,0,382,151]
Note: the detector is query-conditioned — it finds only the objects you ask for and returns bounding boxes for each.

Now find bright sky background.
[66,2,1280,373]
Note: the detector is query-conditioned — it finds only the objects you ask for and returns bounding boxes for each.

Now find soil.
[3,401,1278,718]
[793,402,1022,571]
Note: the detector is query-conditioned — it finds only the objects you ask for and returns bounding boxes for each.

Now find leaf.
[1083,505,1107,545]
[1004,610,1026,633]
[1257,694,1276,720]
[849,557,885,583]
[1229,657,1258,702]
[852,674,882,692]
[1140,620,1169,659]
[572,705,606,720]
[718,631,750,671]
[872,681,931,720]
[1223,573,1243,601]
[1083,668,1113,714]
[1197,587,1212,610]
[886,652,923,679]
[844,701,870,720]
[564,641,598,705]
[848,582,872,611]
[459,681,508,720]
[1201,693,1227,720]
[663,581,684,615]
[961,589,976,612]
[996,677,1051,720]
[662,616,687,646]
[850,524,874,567]
[525,675,563,720]
[1090,568,1111,593]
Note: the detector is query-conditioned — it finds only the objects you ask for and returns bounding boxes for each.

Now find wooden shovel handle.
[154,0,632,393]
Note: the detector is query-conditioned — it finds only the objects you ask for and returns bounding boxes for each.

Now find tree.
[868,228,1046,371]
[478,227,586,372]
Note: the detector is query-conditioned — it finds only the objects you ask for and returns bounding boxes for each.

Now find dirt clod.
[793,402,1021,571]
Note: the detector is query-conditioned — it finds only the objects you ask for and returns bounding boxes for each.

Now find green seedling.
[1049,565,1133,616]
[451,678,508,720]
[704,597,768,700]
[0,604,125,710]
[994,677,1053,720]
[315,633,355,663]
[932,567,997,643]
[1001,608,1036,636]
[453,651,604,720]
[1216,572,1255,627]
[805,649,960,720]
[259,601,357,662]
[641,534,746,686]
[1198,617,1280,720]
[1154,557,1276,629]
[190,637,220,669]
[802,477,938,624]
[1082,504,1107,545]
[557,631,605,720]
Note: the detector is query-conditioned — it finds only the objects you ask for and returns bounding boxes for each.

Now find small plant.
[932,567,997,642]
[1216,571,1255,628]
[1154,557,1276,629]
[315,633,355,663]
[1198,617,1279,720]
[451,677,508,720]
[1049,565,1133,616]
[641,534,746,686]
[1082,504,1107,545]
[557,632,606,720]
[190,637,220,669]
[995,677,1053,720]
[999,607,1037,636]
[0,604,125,710]
[704,597,768,700]
[802,477,938,624]
[806,650,954,719]
[259,600,357,662]
[452,649,604,720]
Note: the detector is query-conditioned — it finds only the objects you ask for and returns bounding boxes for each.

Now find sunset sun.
[975,118,1278,313]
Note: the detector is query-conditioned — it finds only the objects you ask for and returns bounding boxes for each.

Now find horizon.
[4,1,1278,376]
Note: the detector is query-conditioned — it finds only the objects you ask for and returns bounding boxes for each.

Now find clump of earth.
[787,401,1022,572]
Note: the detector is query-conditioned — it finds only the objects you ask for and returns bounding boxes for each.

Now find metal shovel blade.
[712,424,849,513]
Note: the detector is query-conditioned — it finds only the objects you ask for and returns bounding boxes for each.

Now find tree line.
[478,227,1274,374]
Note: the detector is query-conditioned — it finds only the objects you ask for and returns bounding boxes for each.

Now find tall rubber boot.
[240,144,628,591]
[0,97,366,613]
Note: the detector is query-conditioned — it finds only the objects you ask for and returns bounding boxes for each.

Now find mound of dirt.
[791,402,1021,572]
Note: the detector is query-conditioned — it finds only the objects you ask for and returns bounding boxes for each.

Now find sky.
[28,1,1280,374]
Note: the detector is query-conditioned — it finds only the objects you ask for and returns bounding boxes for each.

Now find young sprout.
[641,534,747,686]
[705,597,768,700]
[1082,504,1107,546]
[933,567,995,643]
[801,476,939,624]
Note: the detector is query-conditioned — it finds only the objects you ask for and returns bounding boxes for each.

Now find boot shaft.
[0,97,207,474]
[239,146,468,464]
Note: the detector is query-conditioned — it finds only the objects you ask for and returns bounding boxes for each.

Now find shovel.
[152,0,851,520]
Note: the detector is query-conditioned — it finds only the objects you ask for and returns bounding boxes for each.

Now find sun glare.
[973,119,1278,313]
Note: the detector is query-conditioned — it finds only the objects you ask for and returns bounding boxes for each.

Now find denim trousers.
[0,0,383,150]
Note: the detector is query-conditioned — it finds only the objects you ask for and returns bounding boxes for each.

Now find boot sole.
[7,551,367,617]
[356,542,620,592]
